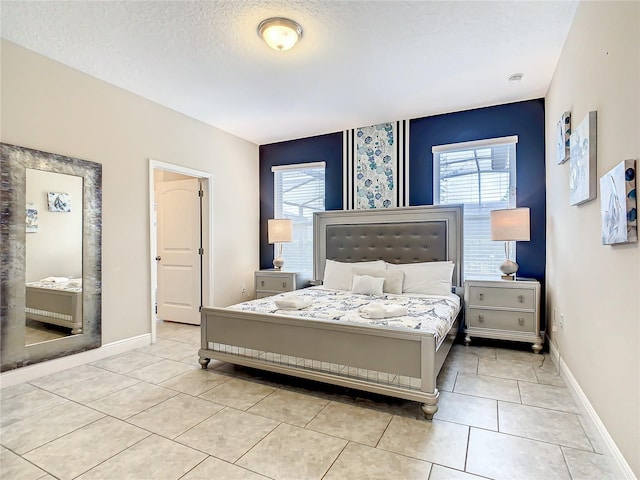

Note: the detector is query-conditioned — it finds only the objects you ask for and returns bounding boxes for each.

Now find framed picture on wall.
[26,203,38,232]
[47,192,71,212]
[569,111,597,206]
[556,111,571,164]
[600,159,637,244]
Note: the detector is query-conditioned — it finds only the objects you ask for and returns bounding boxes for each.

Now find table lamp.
[490,207,530,280]
[268,218,292,270]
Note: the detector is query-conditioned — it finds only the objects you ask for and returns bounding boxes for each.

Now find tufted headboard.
[313,205,464,289]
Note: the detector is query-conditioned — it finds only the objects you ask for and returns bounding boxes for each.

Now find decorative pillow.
[322,259,385,291]
[351,275,385,295]
[351,267,404,295]
[386,261,455,296]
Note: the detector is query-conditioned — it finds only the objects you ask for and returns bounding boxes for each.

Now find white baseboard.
[0,334,151,388]
[548,340,637,480]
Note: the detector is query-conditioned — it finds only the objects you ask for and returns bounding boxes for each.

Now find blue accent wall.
[258,99,546,330]
[409,99,546,287]
[259,132,343,270]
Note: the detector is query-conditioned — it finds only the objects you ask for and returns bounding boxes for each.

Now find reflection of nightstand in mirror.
[254,270,309,299]
[464,278,543,353]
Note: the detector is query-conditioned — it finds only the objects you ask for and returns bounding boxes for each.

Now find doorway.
[149,160,212,344]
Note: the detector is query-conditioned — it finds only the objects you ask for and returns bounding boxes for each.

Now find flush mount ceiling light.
[508,73,524,83]
[258,17,302,51]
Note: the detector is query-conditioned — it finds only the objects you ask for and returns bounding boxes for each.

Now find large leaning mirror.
[1,143,102,372]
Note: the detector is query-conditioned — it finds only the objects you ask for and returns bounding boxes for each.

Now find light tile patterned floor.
[0,321,620,480]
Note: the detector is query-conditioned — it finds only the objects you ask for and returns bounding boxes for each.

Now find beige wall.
[25,169,83,282]
[545,2,639,475]
[1,40,260,344]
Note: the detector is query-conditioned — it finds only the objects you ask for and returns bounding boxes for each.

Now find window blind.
[433,138,517,277]
[273,162,325,276]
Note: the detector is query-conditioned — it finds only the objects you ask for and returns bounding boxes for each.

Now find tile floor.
[0,321,620,480]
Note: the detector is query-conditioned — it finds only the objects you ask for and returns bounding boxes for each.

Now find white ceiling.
[1,1,578,145]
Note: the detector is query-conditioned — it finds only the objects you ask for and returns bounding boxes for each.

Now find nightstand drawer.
[467,308,535,333]
[467,286,534,310]
[255,275,292,292]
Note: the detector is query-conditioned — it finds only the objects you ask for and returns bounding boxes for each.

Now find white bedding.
[229,286,461,348]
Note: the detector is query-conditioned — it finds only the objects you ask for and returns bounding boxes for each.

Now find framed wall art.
[600,159,637,245]
[556,111,571,164]
[26,203,38,233]
[47,192,71,212]
[569,111,597,206]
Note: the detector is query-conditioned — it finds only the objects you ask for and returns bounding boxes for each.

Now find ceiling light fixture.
[508,73,524,83]
[258,17,302,51]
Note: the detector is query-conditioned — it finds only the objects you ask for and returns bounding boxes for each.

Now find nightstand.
[254,270,309,299]
[464,278,543,353]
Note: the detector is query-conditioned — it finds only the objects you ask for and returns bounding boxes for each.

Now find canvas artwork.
[556,111,571,164]
[600,159,637,245]
[26,203,38,233]
[47,192,71,212]
[355,122,396,209]
[569,111,597,206]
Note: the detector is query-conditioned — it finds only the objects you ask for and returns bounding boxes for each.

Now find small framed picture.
[569,111,597,206]
[600,159,637,244]
[47,192,71,212]
[26,203,38,233]
[556,111,571,164]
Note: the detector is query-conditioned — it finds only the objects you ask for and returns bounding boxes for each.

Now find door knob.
[155,256,161,261]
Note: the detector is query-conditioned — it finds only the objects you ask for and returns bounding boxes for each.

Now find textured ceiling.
[1,1,578,145]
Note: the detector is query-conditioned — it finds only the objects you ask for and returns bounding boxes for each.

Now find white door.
[156,178,202,325]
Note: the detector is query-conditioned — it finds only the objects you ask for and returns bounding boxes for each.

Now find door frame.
[148,159,213,343]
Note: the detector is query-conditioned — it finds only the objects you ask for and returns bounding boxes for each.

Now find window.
[433,136,517,277]
[273,162,326,277]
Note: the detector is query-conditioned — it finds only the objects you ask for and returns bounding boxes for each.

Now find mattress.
[228,286,461,348]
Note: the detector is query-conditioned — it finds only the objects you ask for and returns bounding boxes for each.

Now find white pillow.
[352,267,404,295]
[322,259,385,291]
[386,261,454,296]
[351,275,385,295]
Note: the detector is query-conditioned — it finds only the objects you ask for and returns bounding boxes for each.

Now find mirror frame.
[1,143,102,372]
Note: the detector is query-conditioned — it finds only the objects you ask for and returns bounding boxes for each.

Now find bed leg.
[420,390,440,420]
[198,357,210,369]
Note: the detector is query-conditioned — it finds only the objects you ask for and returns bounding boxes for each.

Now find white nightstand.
[464,278,543,353]
[254,270,309,299]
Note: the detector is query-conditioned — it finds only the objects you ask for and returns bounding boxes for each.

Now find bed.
[25,278,83,334]
[199,205,463,418]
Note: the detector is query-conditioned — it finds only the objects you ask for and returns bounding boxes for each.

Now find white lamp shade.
[490,208,530,241]
[268,218,292,243]
[258,18,302,51]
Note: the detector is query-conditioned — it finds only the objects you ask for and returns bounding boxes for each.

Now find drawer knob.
[478,315,485,323]
[282,282,287,288]
[478,293,484,301]
[260,280,265,287]
[518,295,524,303]
[518,318,525,325]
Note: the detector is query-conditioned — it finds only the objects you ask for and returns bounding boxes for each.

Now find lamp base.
[501,274,516,281]
[273,257,284,270]
[499,259,519,278]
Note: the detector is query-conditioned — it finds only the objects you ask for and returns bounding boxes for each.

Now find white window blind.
[273,162,325,276]
[433,137,517,277]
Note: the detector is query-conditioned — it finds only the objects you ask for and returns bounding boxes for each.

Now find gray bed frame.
[199,205,463,418]
[26,286,83,334]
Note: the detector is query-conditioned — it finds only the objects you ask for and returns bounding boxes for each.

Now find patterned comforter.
[26,280,82,293]
[228,287,461,347]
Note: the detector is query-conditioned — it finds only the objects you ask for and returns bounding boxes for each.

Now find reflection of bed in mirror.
[26,278,83,335]
[199,205,463,419]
